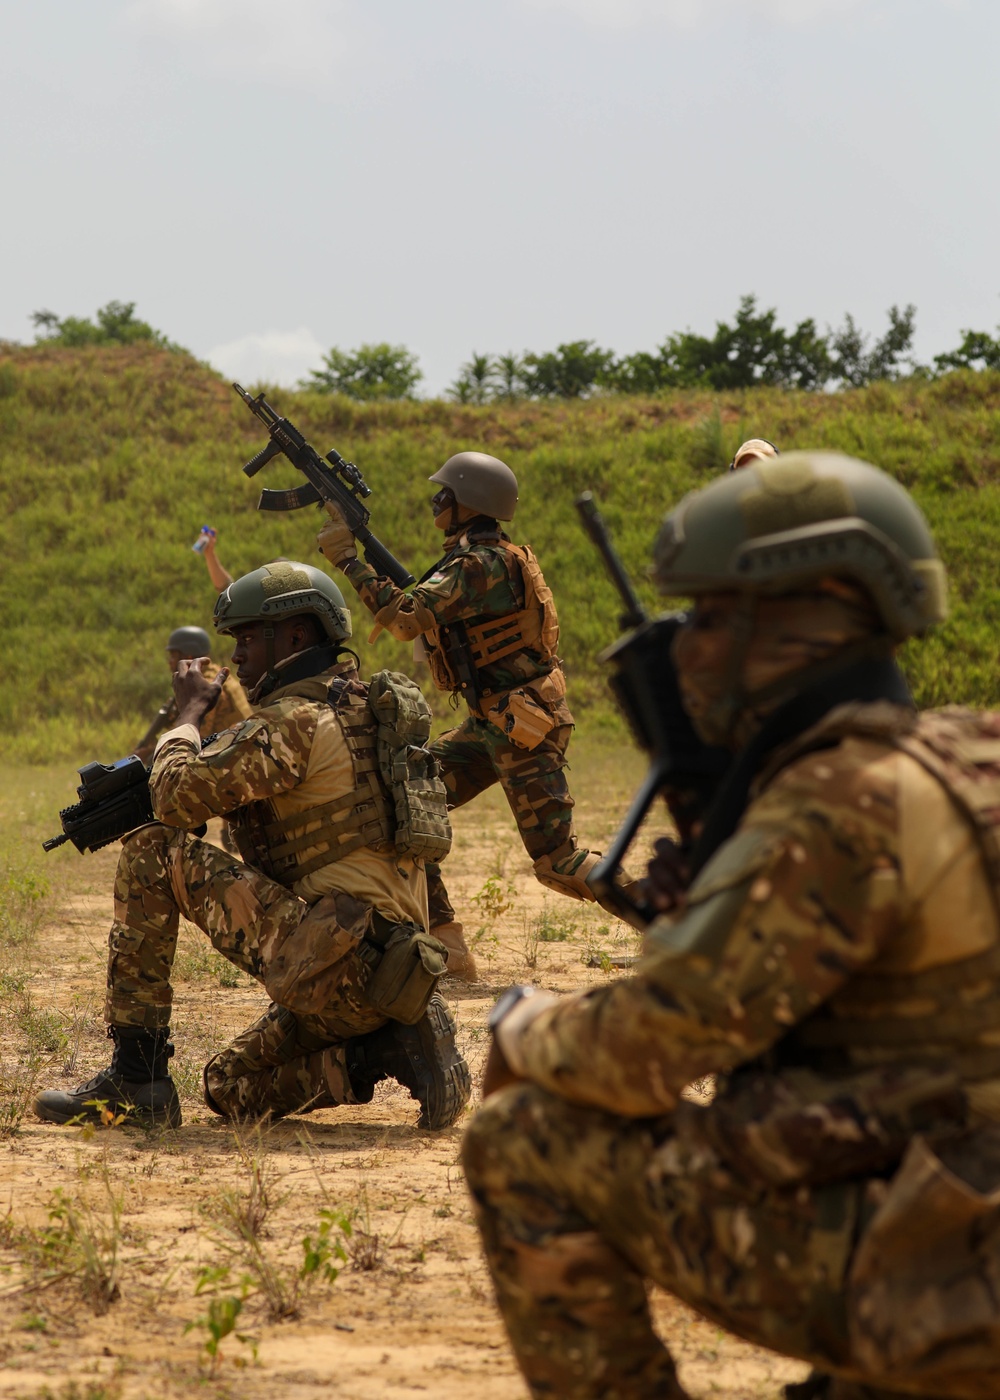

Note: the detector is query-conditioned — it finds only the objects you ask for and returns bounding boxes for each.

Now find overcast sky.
[1,0,995,394]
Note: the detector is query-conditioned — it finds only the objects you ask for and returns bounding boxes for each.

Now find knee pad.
[532,851,599,903]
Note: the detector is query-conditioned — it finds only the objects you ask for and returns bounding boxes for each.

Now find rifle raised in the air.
[233,384,414,588]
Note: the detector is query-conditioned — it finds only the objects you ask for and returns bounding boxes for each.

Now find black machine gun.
[233,384,415,588]
[42,756,154,855]
[576,493,731,923]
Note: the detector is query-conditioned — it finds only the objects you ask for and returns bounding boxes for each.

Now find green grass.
[2,343,999,761]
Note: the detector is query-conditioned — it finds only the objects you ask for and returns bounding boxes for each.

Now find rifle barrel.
[576,492,646,631]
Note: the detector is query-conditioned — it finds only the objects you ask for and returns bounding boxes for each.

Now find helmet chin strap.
[245,625,279,704]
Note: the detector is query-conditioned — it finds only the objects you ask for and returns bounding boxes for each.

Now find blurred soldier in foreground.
[134,625,250,763]
[36,562,469,1132]
[318,453,612,982]
[462,454,1000,1399]
[730,435,779,470]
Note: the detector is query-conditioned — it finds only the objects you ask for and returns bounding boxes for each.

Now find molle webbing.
[424,539,559,697]
[242,686,393,888]
[462,607,543,670]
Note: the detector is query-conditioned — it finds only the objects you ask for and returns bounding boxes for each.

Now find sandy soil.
[0,748,809,1399]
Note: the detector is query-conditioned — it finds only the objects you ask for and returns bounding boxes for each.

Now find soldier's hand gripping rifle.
[42,756,155,855]
[233,384,415,588]
[576,493,731,924]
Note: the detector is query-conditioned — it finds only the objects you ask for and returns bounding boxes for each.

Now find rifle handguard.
[357,527,415,588]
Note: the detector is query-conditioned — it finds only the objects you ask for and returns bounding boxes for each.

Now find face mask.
[671,596,753,748]
[673,585,881,748]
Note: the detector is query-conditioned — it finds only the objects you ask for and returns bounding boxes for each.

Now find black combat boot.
[350,995,471,1130]
[34,1026,182,1128]
[785,1377,942,1400]
[342,1036,386,1106]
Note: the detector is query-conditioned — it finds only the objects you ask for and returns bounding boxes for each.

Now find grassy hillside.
[1,344,999,762]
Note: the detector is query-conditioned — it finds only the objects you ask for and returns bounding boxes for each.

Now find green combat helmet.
[166,626,211,657]
[652,451,947,641]
[213,561,353,642]
[429,452,519,521]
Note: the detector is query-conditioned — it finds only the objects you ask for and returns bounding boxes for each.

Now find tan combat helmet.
[653,451,947,641]
[429,452,519,521]
[730,438,779,471]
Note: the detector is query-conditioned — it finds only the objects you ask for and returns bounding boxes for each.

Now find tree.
[934,326,1000,375]
[493,353,526,400]
[520,340,614,398]
[302,342,422,400]
[31,300,178,349]
[449,352,496,404]
[830,304,918,387]
[604,296,831,393]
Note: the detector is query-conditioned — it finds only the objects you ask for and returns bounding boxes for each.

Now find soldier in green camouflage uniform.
[35,563,470,1132]
[318,452,610,982]
[464,454,1000,1400]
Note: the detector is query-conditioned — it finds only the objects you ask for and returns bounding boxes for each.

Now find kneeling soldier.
[462,454,1000,1400]
[35,562,470,1131]
[318,453,611,982]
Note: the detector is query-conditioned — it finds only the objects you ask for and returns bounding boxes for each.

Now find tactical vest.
[231,671,451,889]
[774,704,1000,1083]
[423,539,560,701]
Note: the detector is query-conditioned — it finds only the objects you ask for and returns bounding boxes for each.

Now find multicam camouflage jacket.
[342,520,565,714]
[505,702,1000,1149]
[148,658,428,930]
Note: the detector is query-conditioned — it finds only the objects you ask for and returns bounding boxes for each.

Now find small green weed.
[186,1265,258,1376]
[174,933,244,987]
[300,1207,352,1284]
[0,1051,44,1139]
[0,969,67,1053]
[471,874,516,923]
[537,909,576,942]
[201,1128,353,1320]
[21,1161,125,1313]
[0,863,50,945]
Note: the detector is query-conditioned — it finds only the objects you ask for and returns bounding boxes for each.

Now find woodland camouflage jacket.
[343,523,561,703]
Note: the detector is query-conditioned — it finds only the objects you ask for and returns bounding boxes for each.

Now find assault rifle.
[576,493,731,923]
[233,384,415,587]
[134,700,174,760]
[42,756,154,855]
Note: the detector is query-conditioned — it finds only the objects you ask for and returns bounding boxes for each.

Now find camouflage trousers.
[461,1084,975,1400]
[105,823,385,1118]
[426,718,596,927]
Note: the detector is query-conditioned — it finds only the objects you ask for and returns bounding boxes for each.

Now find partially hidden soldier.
[318,452,618,983]
[730,436,779,471]
[134,625,251,764]
[463,452,1000,1400]
[35,562,470,1132]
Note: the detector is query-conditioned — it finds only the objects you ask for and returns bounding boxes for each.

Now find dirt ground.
[0,744,809,1400]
